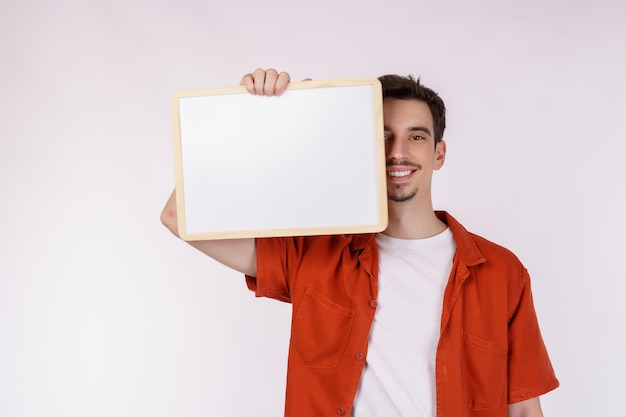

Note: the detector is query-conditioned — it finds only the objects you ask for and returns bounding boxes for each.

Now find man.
[161,68,559,417]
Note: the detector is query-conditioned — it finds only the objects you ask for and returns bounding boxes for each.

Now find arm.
[160,189,257,276]
[507,397,544,417]
[160,68,292,277]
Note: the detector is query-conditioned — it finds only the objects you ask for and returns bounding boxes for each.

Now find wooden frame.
[172,78,387,240]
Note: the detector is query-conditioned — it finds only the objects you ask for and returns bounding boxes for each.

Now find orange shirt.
[246,212,559,417]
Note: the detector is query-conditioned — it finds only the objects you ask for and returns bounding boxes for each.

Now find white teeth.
[388,170,411,177]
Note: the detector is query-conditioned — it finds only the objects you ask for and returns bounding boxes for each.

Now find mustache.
[386,159,421,169]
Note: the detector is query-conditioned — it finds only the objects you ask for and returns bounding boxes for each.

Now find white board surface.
[172,78,387,240]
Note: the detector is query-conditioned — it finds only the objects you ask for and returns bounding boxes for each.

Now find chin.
[387,185,418,203]
[388,192,417,203]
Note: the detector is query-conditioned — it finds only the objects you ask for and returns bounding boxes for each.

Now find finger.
[274,72,291,96]
[263,68,279,96]
[240,73,255,94]
[252,68,267,95]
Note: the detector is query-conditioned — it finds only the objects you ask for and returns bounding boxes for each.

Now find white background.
[1,0,624,416]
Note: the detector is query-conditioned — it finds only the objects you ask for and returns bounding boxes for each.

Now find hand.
[240,68,291,96]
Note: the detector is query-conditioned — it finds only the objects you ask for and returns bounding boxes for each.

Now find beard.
[387,184,418,202]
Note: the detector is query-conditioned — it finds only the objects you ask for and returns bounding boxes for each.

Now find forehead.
[382,98,434,131]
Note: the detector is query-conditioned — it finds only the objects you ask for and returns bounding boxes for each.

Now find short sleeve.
[507,271,559,403]
[245,237,304,303]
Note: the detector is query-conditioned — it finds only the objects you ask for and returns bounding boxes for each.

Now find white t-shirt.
[351,228,456,417]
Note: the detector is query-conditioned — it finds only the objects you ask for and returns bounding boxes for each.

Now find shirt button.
[337,407,346,415]
[355,352,364,361]
[370,299,378,308]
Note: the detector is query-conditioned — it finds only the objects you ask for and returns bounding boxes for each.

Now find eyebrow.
[384,125,432,136]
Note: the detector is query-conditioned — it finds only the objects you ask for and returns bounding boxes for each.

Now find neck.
[383,199,446,239]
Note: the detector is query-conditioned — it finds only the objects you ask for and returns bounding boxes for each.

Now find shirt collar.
[348,233,376,253]
[346,212,486,267]
[436,211,486,267]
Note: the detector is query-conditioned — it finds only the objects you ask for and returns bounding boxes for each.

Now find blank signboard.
[172,78,387,240]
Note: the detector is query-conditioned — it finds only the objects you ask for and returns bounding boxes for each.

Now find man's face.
[383,98,446,204]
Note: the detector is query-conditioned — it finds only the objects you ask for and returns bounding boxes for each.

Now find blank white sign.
[172,78,387,240]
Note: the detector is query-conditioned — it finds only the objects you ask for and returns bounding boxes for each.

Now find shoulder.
[439,210,524,266]
[256,233,376,258]
[470,232,524,267]
[471,232,530,294]
[440,211,529,295]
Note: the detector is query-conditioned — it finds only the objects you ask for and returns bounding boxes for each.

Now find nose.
[385,136,408,161]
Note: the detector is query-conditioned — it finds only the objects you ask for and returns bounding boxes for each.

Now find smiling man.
[161,68,559,417]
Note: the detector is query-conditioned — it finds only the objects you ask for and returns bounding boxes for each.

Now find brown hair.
[378,74,446,144]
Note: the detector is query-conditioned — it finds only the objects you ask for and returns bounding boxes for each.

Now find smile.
[388,170,412,177]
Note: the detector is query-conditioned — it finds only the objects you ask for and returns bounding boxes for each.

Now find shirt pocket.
[291,288,355,369]
[461,332,507,410]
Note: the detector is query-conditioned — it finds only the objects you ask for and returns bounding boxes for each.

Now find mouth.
[386,163,419,181]
[387,170,412,178]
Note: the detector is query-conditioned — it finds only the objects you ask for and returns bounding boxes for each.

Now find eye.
[410,135,424,141]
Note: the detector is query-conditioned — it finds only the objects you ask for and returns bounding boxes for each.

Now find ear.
[433,140,446,170]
